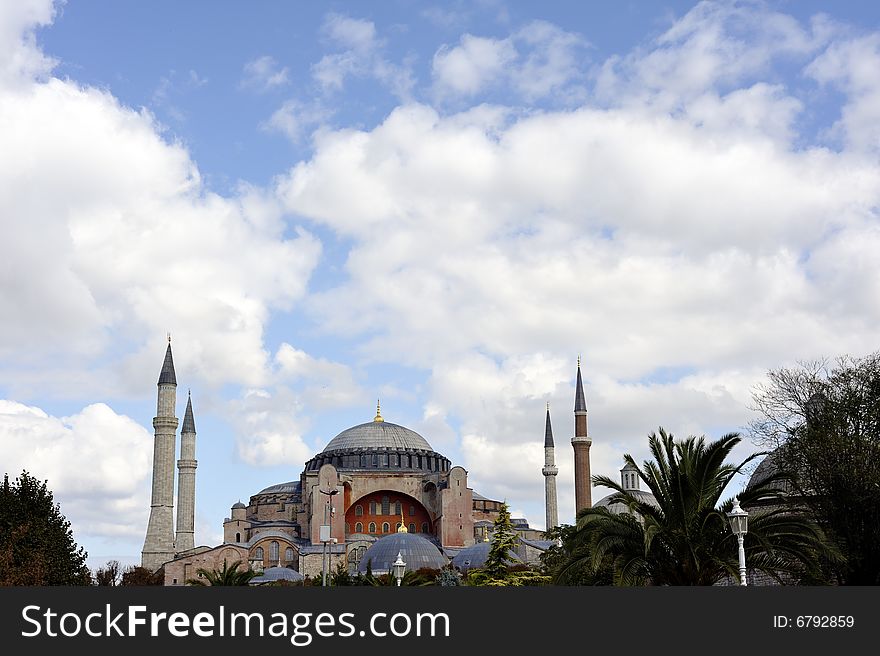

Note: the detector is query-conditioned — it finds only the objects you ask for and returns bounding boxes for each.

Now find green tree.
[483,501,518,579]
[0,471,90,585]
[565,429,828,586]
[186,560,256,586]
[542,524,612,585]
[750,354,880,584]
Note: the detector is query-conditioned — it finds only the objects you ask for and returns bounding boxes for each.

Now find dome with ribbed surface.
[356,533,447,574]
[322,421,433,453]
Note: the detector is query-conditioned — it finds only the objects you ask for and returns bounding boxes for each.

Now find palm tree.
[557,428,829,585]
[186,559,256,586]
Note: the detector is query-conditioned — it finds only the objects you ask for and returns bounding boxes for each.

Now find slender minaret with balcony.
[572,357,593,516]
[141,338,179,571]
[175,391,197,553]
[542,403,559,532]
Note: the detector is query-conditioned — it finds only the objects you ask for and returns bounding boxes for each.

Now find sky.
[2,0,880,571]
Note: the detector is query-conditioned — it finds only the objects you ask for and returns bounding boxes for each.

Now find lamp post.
[727,496,749,586]
[319,487,338,587]
[392,551,407,587]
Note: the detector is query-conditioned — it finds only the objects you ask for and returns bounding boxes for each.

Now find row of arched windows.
[351,521,426,534]
[353,497,417,517]
[253,541,294,563]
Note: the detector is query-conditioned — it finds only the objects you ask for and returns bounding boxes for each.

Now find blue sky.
[2,0,880,569]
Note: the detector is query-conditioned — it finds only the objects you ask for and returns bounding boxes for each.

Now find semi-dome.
[257,481,302,495]
[323,421,433,453]
[356,532,448,574]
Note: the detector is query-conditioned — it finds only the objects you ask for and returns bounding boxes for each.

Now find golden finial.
[374,399,384,423]
[546,401,550,412]
[398,506,407,532]
[167,332,172,344]
[577,354,580,368]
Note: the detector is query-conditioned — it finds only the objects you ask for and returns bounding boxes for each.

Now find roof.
[231,502,246,509]
[322,421,433,453]
[249,567,303,584]
[158,343,176,386]
[182,393,196,433]
[594,489,659,514]
[357,533,448,573]
[544,407,554,447]
[257,481,302,495]
[746,450,794,495]
[574,363,587,412]
[451,541,521,571]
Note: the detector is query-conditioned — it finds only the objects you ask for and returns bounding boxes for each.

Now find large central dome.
[322,421,433,452]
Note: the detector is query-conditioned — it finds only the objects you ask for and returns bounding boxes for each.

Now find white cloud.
[263,98,330,143]
[0,71,322,392]
[241,55,290,91]
[0,0,56,87]
[312,13,413,100]
[433,34,516,96]
[432,21,585,100]
[0,400,152,542]
[227,387,313,467]
[275,343,364,409]
[806,34,880,152]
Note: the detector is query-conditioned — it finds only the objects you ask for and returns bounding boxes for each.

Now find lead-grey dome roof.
[322,421,433,453]
[451,541,521,572]
[356,533,448,573]
[594,489,659,515]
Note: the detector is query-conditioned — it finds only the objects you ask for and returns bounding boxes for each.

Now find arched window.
[255,546,264,560]
[410,505,415,516]
[408,523,415,534]
[285,547,293,562]
[381,495,390,515]
[369,501,377,515]
[355,522,363,533]
[270,541,279,561]
[355,504,363,516]
[369,522,376,534]
[235,532,241,543]
[421,522,428,534]
[382,522,390,533]
[394,501,402,516]
[396,522,403,532]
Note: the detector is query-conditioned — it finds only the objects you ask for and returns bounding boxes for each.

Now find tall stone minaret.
[175,391,197,553]
[542,403,559,532]
[141,339,179,571]
[572,357,593,516]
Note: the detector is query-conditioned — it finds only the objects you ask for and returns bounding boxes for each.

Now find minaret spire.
[176,391,198,552]
[142,339,179,571]
[572,357,593,516]
[542,403,559,532]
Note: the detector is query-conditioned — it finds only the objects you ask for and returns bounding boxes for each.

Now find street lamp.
[727,496,749,586]
[319,487,339,587]
[392,551,407,587]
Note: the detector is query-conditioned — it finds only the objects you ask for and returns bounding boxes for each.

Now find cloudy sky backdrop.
[2,0,880,569]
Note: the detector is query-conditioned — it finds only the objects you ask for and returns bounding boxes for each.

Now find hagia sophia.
[141,342,628,585]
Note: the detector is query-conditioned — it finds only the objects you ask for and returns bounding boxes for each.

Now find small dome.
[323,421,433,453]
[231,502,246,509]
[357,533,447,574]
[249,567,303,585]
[594,489,659,515]
[451,541,521,572]
[746,450,794,495]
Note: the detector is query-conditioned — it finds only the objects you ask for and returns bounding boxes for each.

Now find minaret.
[175,391,197,552]
[542,403,559,532]
[141,338,179,571]
[572,357,593,516]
